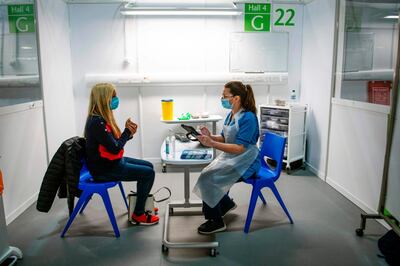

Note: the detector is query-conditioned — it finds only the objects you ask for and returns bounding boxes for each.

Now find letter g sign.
[16,17,29,32]
[251,15,264,31]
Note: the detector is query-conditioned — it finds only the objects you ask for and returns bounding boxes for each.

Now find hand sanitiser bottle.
[170,135,176,158]
[165,136,170,157]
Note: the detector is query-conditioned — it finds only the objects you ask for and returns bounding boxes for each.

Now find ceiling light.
[121,7,242,16]
[384,15,399,19]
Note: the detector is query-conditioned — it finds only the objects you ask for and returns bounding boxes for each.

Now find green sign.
[8,4,35,33]
[244,3,271,32]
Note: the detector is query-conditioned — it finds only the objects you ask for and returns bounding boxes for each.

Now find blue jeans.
[93,157,155,215]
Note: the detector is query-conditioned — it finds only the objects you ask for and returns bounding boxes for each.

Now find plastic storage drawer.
[261,108,289,117]
[263,115,289,124]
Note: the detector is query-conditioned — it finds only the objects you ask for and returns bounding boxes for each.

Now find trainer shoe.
[198,220,226,235]
[131,212,159,226]
[221,200,237,217]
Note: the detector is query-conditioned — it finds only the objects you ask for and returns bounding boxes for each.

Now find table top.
[160,139,214,165]
[160,114,223,124]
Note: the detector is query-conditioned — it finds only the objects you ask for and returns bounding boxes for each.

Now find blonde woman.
[84,83,159,225]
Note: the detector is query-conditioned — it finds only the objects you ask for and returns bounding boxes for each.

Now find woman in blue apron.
[194,81,260,234]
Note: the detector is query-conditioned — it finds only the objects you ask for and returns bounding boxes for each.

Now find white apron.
[193,110,259,208]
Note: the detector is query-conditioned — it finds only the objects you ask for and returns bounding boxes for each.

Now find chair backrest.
[260,132,287,180]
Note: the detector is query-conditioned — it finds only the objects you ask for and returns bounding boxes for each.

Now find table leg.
[184,166,190,206]
[162,166,219,255]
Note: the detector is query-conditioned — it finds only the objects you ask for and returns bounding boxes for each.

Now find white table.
[160,115,223,135]
[161,114,223,171]
[160,140,219,256]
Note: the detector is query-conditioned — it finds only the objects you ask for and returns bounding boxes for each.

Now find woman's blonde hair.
[86,83,121,137]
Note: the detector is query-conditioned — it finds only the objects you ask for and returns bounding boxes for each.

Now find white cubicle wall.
[300,0,337,179]
[36,0,77,159]
[68,2,304,163]
[326,0,399,214]
[0,101,47,224]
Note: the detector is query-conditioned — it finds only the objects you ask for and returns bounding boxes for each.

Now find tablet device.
[181,124,200,136]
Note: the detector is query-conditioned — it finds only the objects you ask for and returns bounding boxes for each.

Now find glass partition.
[0,0,41,107]
[335,0,400,106]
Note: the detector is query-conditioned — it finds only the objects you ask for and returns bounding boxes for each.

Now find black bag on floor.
[378,230,400,266]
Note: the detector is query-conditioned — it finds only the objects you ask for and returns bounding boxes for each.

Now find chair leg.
[61,190,92,237]
[244,186,260,233]
[270,183,294,224]
[258,191,267,205]
[118,182,129,210]
[79,196,92,214]
[100,189,120,238]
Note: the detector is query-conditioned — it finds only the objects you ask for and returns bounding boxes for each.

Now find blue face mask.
[110,97,119,110]
[221,98,233,109]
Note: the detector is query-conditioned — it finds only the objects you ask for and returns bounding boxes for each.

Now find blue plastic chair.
[61,162,129,238]
[243,132,294,233]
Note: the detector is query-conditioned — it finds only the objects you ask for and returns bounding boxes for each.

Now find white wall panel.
[37,0,76,158]
[0,102,47,224]
[301,0,336,178]
[137,18,206,73]
[68,4,126,139]
[327,101,389,213]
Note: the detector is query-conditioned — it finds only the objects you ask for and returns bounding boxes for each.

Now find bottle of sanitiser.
[169,129,176,158]
[165,135,170,158]
[170,135,176,158]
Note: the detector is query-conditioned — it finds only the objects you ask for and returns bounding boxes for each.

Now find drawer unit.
[258,104,307,173]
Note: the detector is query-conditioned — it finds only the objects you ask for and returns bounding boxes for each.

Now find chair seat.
[78,179,118,190]
[257,167,276,179]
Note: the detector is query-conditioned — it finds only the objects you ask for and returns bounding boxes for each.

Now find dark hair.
[224,81,257,114]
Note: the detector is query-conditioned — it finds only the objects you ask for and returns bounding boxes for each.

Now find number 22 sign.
[244,4,296,32]
[274,8,295,27]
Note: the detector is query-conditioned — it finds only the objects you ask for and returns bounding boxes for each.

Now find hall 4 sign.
[8,4,35,33]
[244,3,296,32]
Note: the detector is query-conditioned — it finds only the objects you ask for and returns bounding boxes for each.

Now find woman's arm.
[210,135,225,143]
[90,118,131,154]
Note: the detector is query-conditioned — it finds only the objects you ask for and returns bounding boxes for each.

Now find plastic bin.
[368,81,391,106]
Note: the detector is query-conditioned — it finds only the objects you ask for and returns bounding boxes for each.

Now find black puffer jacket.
[36,136,85,213]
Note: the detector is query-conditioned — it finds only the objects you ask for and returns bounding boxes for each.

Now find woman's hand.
[125,118,138,136]
[200,126,211,137]
[197,135,214,148]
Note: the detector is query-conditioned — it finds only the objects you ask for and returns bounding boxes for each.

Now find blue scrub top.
[221,111,261,179]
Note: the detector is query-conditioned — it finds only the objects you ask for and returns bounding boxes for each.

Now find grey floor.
[5,168,388,266]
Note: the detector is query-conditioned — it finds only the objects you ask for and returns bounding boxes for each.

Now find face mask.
[110,96,119,110]
[221,98,233,109]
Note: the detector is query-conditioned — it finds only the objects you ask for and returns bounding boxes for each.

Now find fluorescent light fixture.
[121,7,241,16]
[384,15,399,19]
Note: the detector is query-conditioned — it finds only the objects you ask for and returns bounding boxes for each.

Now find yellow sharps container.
[161,99,174,120]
